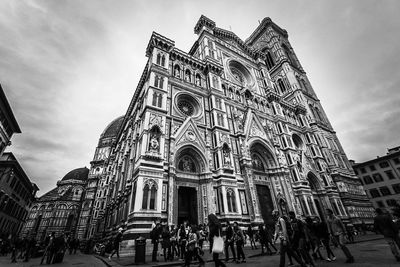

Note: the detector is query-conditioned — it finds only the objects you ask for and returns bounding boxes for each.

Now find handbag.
[212,231,224,254]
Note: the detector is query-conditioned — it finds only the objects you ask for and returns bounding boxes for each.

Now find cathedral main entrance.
[178,186,198,225]
[256,185,274,226]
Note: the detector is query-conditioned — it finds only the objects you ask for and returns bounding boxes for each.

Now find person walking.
[170,225,179,260]
[305,217,323,261]
[108,228,123,260]
[259,224,269,255]
[314,216,335,261]
[224,221,236,262]
[178,224,188,260]
[247,224,257,249]
[288,211,315,267]
[208,214,226,267]
[273,210,306,267]
[161,225,171,261]
[326,208,354,263]
[374,208,400,261]
[233,222,246,263]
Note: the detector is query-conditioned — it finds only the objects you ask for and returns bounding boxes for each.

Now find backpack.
[282,217,294,238]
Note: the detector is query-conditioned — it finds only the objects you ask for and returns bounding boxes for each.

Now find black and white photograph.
[0,1,399,266]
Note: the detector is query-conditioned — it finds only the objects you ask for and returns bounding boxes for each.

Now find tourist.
[170,225,179,260]
[233,222,246,263]
[247,224,257,249]
[305,217,323,260]
[208,214,226,267]
[224,221,236,262]
[108,228,123,260]
[264,224,278,255]
[288,211,315,267]
[314,216,335,261]
[326,208,354,263]
[150,223,162,262]
[374,208,400,261]
[273,210,306,267]
[198,224,206,250]
[178,224,187,260]
[161,225,172,261]
[258,224,268,254]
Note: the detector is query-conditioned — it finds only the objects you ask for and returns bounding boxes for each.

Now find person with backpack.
[178,224,188,260]
[273,210,306,267]
[288,211,315,267]
[326,208,354,263]
[224,221,236,262]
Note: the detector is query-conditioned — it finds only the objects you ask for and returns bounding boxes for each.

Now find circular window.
[228,60,254,87]
[176,93,201,117]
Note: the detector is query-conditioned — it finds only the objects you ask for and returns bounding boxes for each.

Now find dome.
[101,116,124,139]
[61,167,89,181]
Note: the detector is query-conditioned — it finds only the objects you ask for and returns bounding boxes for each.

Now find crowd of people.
[0,232,80,264]
[104,208,361,266]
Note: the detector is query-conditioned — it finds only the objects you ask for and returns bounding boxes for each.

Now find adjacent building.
[83,14,374,245]
[20,167,88,240]
[0,84,38,236]
[351,146,400,214]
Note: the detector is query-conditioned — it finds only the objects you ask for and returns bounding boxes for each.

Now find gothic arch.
[175,145,207,173]
[307,172,323,191]
[249,140,277,171]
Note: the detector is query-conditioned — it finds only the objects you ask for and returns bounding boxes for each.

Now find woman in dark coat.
[161,225,171,261]
[208,214,226,267]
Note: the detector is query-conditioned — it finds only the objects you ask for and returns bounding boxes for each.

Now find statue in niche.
[223,150,231,166]
[195,75,201,86]
[149,136,159,152]
[174,67,180,78]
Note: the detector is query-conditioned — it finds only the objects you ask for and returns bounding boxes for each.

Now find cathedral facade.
[90,16,374,241]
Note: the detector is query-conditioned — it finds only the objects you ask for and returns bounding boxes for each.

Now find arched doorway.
[175,146,206,225]
[250,141,277,225]
[307,172,325,220]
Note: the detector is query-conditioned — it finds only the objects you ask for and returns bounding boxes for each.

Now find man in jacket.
[224,221,236,262]
[374,208,400,261]
[326,208,354,263]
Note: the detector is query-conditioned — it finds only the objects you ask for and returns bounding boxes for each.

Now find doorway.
[256,185,274,226]
[178,187,198,225]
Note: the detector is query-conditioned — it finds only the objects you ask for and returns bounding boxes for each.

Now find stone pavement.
[97,233,385,267]
[0,251,107,267]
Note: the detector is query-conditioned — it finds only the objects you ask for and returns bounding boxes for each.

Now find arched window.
[185,69,191,82]
[152,91,158,106]
[142,184,149,209]
[156,53,161,65]
[226,189,237,213]
[208,39,215,58]
[277,79,287,94]
[157,93,162,108]
[308,196,316,215]
[265,50,275,70]
[161,55,166,67]
[154,75,164,88]
[142,181,157,210]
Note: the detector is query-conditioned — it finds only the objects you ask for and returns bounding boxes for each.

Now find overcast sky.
[0,0,399,196]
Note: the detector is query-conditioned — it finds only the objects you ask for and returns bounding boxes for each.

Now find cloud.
[0,0,399,195]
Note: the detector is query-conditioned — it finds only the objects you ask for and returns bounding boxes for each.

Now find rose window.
[175,93,201,117]
[178,100,195,116]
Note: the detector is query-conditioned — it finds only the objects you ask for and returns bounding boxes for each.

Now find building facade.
[87,15,374,241]
[351,146,400,214]
[76,116,123,240]
[0,153,38,236]
[0,84,38,236]
[21,167,88,240]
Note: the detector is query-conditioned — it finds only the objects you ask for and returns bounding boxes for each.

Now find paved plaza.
[0,252,107,267]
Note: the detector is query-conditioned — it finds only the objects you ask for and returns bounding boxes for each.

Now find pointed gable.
[173,117,206,151]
